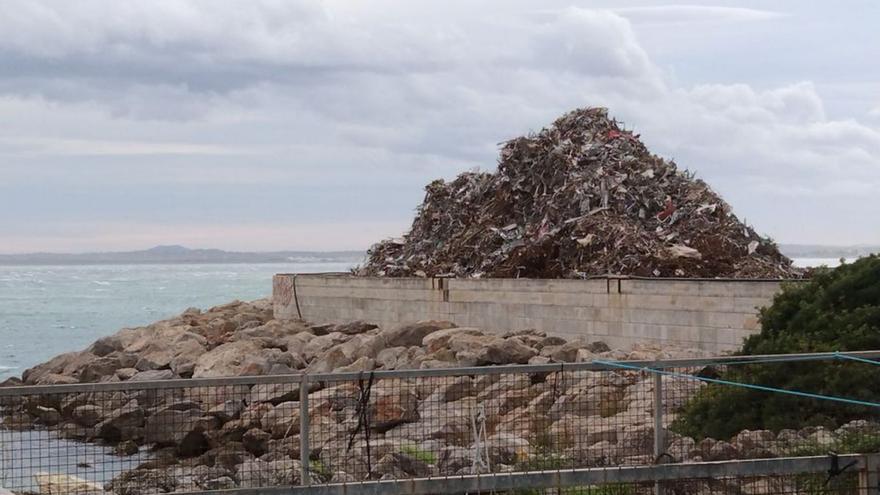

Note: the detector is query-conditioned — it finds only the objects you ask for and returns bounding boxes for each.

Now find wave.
[92,280,111,286]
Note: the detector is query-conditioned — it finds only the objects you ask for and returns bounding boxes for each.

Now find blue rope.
[592,358,880,409]
[649,354,832,369]
[834,352,880,366]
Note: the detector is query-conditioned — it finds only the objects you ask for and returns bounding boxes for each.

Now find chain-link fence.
[2,353,880,494]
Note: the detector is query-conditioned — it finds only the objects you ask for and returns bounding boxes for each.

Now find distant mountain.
[0,245,365,265]
[779,244,880,259]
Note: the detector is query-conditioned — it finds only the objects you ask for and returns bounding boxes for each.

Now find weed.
[400,444,437,465]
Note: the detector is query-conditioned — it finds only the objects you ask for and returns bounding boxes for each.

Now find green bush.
[674,255,880,440]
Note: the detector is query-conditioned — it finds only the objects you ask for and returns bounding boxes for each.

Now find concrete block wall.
[273,274,787,353]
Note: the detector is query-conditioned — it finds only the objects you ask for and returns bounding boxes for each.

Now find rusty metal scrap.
[358,107,803,279]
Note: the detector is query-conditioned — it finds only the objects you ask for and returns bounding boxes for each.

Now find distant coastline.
[0,245,365,266]
[0,243,875,267]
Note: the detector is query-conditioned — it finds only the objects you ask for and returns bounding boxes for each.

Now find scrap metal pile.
[359,107,802,279]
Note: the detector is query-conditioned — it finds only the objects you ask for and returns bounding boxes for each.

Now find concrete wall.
[273,274,787,353]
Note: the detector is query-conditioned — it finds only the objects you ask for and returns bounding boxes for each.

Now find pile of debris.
[359,107,802,279]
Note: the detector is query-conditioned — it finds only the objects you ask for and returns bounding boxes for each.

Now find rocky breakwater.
[1,300,875,494]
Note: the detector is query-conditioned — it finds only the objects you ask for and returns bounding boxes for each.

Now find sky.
[1,0,878,253]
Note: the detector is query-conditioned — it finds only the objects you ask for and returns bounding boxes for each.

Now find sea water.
[0,262,354,381]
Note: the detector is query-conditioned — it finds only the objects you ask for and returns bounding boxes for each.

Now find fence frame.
[147,454,879,495]
[4,350,880,494]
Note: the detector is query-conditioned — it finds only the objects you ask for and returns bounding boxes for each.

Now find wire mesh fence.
[2,354,880,494]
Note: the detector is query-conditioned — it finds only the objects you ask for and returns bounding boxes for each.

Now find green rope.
[593,358,880,409]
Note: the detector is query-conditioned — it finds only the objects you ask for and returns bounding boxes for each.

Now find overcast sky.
[1,0,878,253]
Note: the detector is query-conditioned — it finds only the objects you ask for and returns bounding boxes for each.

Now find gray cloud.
[0,1,878,251]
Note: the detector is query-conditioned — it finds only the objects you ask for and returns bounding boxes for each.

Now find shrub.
[674,255,880,440]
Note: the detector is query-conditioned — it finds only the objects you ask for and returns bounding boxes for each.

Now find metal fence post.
[653,372,665,495]
[300,375,311,486]
[859,453,880,495]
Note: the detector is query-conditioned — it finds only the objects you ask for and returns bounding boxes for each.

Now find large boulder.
[95,400,145,443]
[144,408,203,446]
[72,405,103,427]
[33,473,104,495]
[447,334,536,365]
[422,327,483,353]
[262,401,300,439]
[380,321,456,348]
[370,386,420,431]
[193,340,272,377]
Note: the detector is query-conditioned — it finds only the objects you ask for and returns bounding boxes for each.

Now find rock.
[808,428,835,448]
[549,340,592,362]
[208,399,245,422]
[547,415,618,450]
[707,440,738,461]
[733,429,775,457]
[620,425,656,456]
[235,458,302,487]
[306,347,353,374]
[438,446,471,473]
[72,405,103,427]
[667,436,695,461]
[333,356,375,373]
[375,346,408,369]
[248,382,300,405]
[33,473,104,495]
[38,374,80,385]
[302,332,350,361]
[448,334,536,365]
[421,327,483,353]
[262,401,300,439]
[243,427,271,457]
[370,387,420,431]
[88,336,123,357]
[375,452,431,478]
[115,368,139,381]
[381,321,456,348]
[116,440,140,456]
[95,400,144,442]
[193,340,273,378]
[429,376,475,403]
[34,406,62,426]
[143,408,202,446]
[128,369,175,382]
[21,351,80,385]
[333,320,379,335]
[484,433,530,465]
[202,476,235,490]
[78,354,136,383]
[108,468,177,495]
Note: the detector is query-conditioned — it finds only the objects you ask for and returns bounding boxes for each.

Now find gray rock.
[129,369,175,382]
[144,408,202,446]
[381,320,456,348]
[34,406,62,426]
[242,428,271,457]
[261,401,300,439]
[333,320,379,335]
[96,400,145,442]
[72,405,102,427]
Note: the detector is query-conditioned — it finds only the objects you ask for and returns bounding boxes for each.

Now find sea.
[0,262,355,381]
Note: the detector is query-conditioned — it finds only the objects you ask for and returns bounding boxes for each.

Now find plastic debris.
[358,108,803,279]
